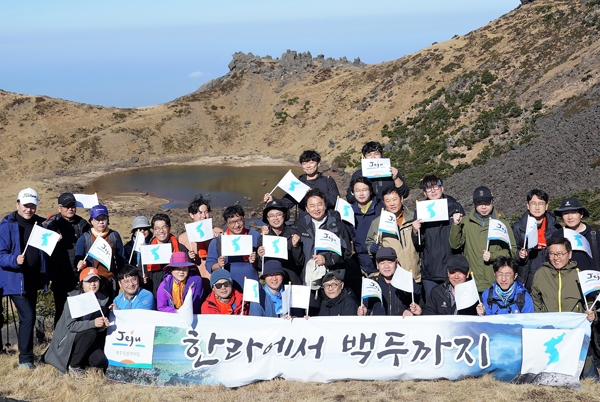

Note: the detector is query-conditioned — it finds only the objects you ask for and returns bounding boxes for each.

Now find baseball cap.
[17,188,39,206]
[131,216,151,230]
[80,267,101,282]
[473,186,493,204]
[376,247,397,262]
[445,255,470,274]
[90,205,109,219]
[58,193,76,207]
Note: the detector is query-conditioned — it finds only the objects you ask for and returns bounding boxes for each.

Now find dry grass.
[0,345,600,402]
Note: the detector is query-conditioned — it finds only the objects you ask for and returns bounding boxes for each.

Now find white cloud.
[188,71,204,78]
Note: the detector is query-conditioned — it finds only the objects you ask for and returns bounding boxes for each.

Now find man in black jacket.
[511,189,561,290]
[43,192,90,327]
[411,175,465,302]
[317,271,358,316]
[346,141,409,203]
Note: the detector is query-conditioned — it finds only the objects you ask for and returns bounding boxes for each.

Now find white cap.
[17,188,39,206]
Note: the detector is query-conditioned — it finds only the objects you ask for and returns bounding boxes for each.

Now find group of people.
[0,141,599,379]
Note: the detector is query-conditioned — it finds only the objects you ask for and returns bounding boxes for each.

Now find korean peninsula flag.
[27,224,60,256]
[563,228,593,257]
[243,278,261,303]
[87,236,113,269]
[276,170,310,203]
[524,215,538,249]
[416,198,448,223]
[185,219,213,243]
[335,197,355,227]
[262,235,288,260]
[74,193,99,209]
[521,328,585,377]
[140,243,172,265]
[221,235,253,257]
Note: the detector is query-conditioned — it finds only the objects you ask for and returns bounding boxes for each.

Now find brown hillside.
[0,0,598,227]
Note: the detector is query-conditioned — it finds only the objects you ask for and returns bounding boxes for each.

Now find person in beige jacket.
[365,187,421,287]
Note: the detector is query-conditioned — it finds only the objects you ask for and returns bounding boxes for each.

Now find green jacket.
[531,261,585,313]
[449,208,516,292]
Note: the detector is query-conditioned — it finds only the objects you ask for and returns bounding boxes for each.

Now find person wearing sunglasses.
[201,269,245,315]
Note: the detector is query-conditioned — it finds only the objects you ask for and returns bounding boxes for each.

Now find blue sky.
[1,1,521,108]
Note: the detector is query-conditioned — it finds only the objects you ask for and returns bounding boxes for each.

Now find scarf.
[536,217,547,249]
[172,279,185,309]
[493,282,515,307]
[215,294,236,314]
[146,234,180,272]
[264,284,282,315]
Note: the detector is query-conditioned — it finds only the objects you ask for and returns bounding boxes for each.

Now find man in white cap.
[0,188,48,368]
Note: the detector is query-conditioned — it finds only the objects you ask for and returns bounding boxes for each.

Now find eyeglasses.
[214,281,232,289]
[153,225,169,232]
[424,185,441,193]
[267,212,284,219]
[120,277,139,285]
[227,218,244,227]
[495,273,514,279]
[528,202,546,208]
[323,281,341,289]
[549,252,569,258]
[93,217,108,222]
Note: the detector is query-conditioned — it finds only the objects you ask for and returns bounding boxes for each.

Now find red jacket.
[201,288,248,315]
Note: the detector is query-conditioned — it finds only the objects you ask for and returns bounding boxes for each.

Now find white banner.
[67,291,101,319]
[140,243,172,265]
[335,197,355,227]
[524,215,538,249]
[74,193,99,209]
[221,235,253,257]
[185,219,214,243]
[105,312,591,388]
[416,199,448,223]
[361,278,382,302]
[390,265,414,293]
[563,228,593,258]
[378,210,398,236]
[487,219,511,248]
[361,158,392,178]
[314,229,342,256]
[243,278,261,304]
[262,235,288,260]
[578,270,600,297]
[454,280,480,311]
[27,224,60,256]
[87,235,113,269]
[276,170,310,203]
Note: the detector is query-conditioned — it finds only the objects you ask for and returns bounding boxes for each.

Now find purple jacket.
[156,274,203,314]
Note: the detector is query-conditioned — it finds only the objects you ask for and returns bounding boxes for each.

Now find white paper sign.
[521,328,585,377]
[67,291,101,319]
[262,235,288,260]
[378,210,399,236]
[314,229,342,256]
[361,158,392,179]
[243,278,261,304]
[335,197,355,227]
[276,170,310,203]
[105,313,156,369]
[563,228,593,258]
[87,235,113,269]
[361,278,382,302]
[27,224,60,256]
[221,234,253,257]
[487,218,511,248]
[280,285,291,316]
[185,218,214,243]
[176,290,194,328]
[74,193,99,209]
[416,199,448,223]
[290,285,311,310]
[140,243,172,265]
[454,280,480,311]
[391,264,414,293]
[578,270,600,297]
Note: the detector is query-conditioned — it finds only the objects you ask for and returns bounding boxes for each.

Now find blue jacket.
[0,212,48,295]
[482,281,534,315]
[348,198,383,274]
[113,288,155,310]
